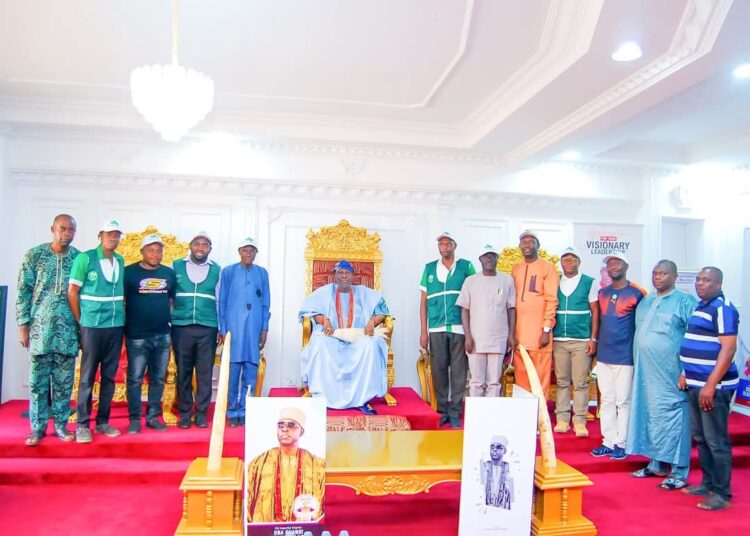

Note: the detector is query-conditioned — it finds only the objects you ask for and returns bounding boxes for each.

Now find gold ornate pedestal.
[175,457,243,535]
[532,457,597,536]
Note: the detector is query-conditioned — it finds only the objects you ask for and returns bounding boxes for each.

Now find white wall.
[1,130,649,402]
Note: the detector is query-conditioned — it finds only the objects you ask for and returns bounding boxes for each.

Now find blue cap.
[333,259,355,273]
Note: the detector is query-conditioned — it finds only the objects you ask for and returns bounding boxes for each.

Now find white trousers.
[468,352,502,397]
[595,362,633,448]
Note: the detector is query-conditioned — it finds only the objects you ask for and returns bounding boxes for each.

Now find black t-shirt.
[124,263,176,338]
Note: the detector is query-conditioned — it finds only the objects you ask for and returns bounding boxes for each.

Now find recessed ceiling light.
[733,63,750,79]
[560,150,581,161]
[611,41,642,62]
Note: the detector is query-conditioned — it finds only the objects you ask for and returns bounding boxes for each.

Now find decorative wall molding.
[10,168,642,209]
[503,0,734,164]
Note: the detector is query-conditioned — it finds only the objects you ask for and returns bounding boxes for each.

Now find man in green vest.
[419,231,476,428]
[172,232,222,429]
[68,218,126,443]
[553,246,599,437]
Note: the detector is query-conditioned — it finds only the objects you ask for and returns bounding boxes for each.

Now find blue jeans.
[688,387,734,501]
[227,362,258,419]
[126,334,171,421]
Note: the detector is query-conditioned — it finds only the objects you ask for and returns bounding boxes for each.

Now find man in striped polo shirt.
[679,266,739,511]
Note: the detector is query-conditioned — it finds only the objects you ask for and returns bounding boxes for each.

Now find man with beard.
[590,252,646,461]
[16,214,80,446]
[172,232,221,429]
[68,219,126,442]
[511,230,559,397]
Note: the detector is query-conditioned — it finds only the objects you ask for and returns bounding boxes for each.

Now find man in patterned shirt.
[16,214,80,446]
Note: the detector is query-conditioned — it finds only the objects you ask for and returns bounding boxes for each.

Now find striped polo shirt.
[679,292,740,390]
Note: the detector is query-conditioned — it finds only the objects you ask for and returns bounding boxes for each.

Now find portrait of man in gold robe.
[246,406,326,523]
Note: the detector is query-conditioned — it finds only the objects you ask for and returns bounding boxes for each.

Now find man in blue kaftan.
[626,260,697,489]
[299,260,389,414]
[218,237,270,426]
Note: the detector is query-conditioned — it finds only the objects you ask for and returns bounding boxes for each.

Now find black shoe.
[358,404,377,415]
[227,417,240,428]
[449,417,461,429]
[178,416,191,429]
[195,414,207,428]
[146,419,168,431]
[439,415,450,427]
[53,425,74,442]
[127,421,141,435]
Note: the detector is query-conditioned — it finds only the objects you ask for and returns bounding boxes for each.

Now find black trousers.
[77,326,124,427]
[429,332,468,419]
[173,325,217,418]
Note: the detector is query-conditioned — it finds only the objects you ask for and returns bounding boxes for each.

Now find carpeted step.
[0,457,190,485]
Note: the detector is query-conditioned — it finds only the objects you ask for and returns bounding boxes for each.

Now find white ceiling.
[1,0,748,168]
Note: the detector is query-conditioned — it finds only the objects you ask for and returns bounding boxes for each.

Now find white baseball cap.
[478,244,499,258]
[99,219,122,233]
[190,231,212,245]
[238,236,258,251]
[141,233,164,249]
[560,246,580,260]
[605,251,629,265]
[518,229,539,241]
[436,231,456,243]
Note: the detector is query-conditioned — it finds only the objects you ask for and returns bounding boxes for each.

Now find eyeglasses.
[277,421,300,431]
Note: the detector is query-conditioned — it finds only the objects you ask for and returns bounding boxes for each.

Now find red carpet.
[1,399,748,535]
[268,386,441,430]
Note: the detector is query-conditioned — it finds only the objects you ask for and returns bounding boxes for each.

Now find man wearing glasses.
[246,406,325,523]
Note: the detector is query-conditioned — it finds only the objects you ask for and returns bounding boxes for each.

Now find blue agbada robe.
[218,263,270,364]
[626,289,697,465]
[299,284,389,409]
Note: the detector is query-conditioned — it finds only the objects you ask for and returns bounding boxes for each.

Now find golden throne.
[70,226,187,425]
[301,219,397,406]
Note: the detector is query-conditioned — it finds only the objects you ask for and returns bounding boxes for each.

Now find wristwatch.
[543,326,551,333]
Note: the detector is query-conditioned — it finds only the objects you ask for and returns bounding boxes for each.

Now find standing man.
[172,231,221,429]
[123,233,176,434]
[511,230,559,397]
[419,231,476,428]
[68,219,126,443]
[553,246,599,437]
[456,244,516,398]
[679,267,739,511]
[16,214,80,446]
[590,252,646,460]
[480,436,514,510]
[218,237,270,427]
[627,260,696,489]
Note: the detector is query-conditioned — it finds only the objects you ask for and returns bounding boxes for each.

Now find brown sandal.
[25,431,44,447]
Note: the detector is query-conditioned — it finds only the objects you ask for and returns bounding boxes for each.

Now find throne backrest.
[304,220,383,294]
[116,225,189,265]
[496,247,561,275]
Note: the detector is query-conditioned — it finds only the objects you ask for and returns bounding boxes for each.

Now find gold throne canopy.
[302,219,397,405]
[71,226,189,425]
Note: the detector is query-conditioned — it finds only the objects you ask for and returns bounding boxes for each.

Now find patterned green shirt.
[16,243,81,356]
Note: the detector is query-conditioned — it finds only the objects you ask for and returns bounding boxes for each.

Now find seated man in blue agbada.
[298,260,389,414]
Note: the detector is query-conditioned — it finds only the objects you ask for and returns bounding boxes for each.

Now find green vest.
[423,258,473,331]
[79,249,125,328]
[171,259,220,327]
[554,274,594,340]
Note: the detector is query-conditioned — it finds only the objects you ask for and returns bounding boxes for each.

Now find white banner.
[573,223,643,288]
[458,396,538,536]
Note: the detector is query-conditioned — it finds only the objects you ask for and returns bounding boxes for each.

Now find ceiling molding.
[502,0,735,164]
[460,0,604,145]
[9,168,642,209]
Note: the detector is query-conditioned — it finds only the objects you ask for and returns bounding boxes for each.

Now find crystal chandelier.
[130,0,214,142]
